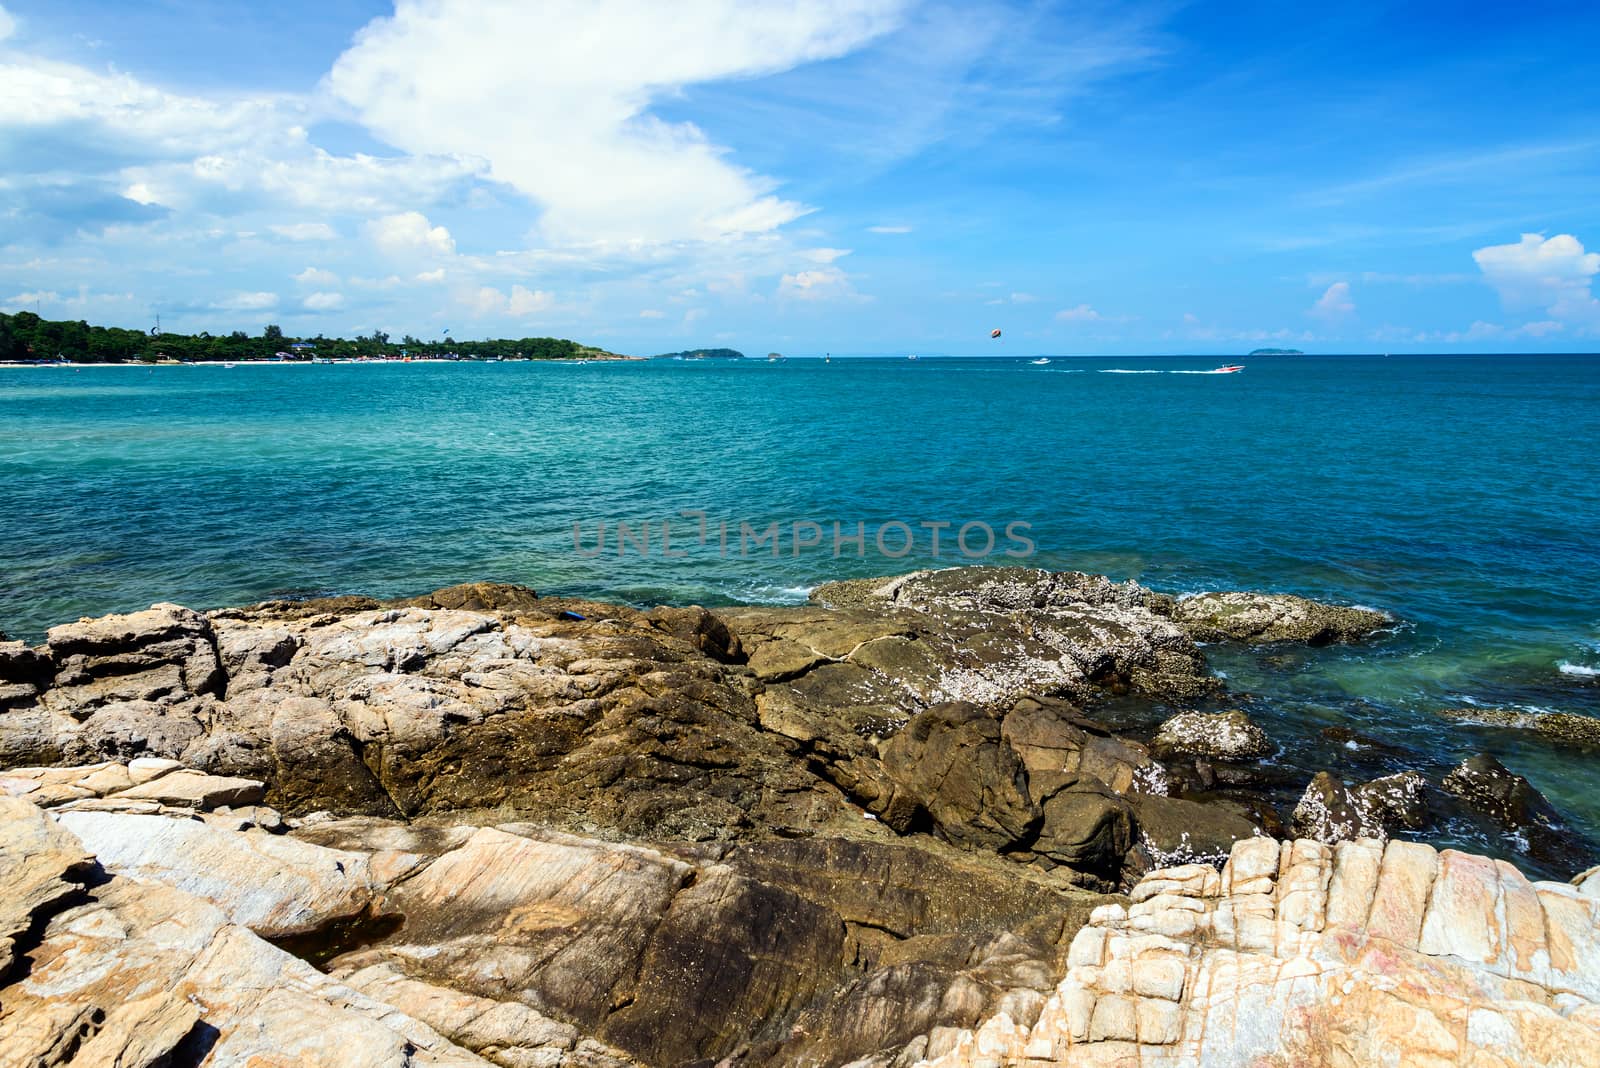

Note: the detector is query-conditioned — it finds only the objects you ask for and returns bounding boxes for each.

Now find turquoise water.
[3,355,1598,872]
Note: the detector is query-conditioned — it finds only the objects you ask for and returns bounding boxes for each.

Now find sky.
[2,0,1598,355]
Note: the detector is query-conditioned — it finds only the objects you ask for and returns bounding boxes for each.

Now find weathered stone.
[126,755,184,784]
[1169,590,1392,644]
[54,810,380,936]
[1440,705,1600,749]
[1291,771,1388,844]
[0,867,491,1066]
[875,702,1039,849]
[0,795,94,977]
[1150,709,1272,762]
[895,836,1600,1068]
[1444,754,1575,866]
[111,767,266,809]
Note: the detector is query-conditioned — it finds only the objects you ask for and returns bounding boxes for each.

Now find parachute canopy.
[990,328,1002,339]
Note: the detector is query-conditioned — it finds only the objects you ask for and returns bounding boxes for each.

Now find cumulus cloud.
[1473,233,1600,327]
[1309,281,1355,318]
[272,222,338,241]
[328,0,906,246]
[468,284,555,317]
[777,266,862,301]
[303,292,345,311]
[1055,303,1101,322]
[508,285,554,316]
[0,50,483,235]
[415,268,446,284]
[294,267,339,286]
[366,211,455,256]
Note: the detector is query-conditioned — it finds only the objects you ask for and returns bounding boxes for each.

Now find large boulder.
[1289,770,1431,844]
[875,702,1040,850]
[1150,709,1272,762]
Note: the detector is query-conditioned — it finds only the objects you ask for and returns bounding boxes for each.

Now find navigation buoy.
[990,328,1002,339]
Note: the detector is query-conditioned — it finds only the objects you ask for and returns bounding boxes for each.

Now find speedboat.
[1031,357,1051,365]
[1214,364,1245,373]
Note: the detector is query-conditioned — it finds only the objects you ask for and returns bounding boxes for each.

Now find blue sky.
[2,0,1598,355]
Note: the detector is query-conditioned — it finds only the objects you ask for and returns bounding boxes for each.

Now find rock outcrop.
[1168,590,1392,644]
[15,568,1598,1067]
[897,836,1600,1068]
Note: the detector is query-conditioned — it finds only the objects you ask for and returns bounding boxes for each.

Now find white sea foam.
[1100,369,1163,374]
[1558,661,1600,677]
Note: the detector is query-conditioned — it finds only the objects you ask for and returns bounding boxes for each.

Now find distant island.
[654,348,745,360]
[0,310,634,364]
[1247,348,1304,356]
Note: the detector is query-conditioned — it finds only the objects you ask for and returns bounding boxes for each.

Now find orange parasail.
[990,328,1002,339]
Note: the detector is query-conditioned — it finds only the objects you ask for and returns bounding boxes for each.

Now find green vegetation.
[1247,348,1304,356]
[0,311,622,364]
[654,347,745,359]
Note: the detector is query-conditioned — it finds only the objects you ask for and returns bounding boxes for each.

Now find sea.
[3,354,1598,874]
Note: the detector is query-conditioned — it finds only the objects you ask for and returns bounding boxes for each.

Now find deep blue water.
[3,355,1598,871]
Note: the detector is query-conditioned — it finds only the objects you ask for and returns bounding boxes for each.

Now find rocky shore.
[3,566,1598,1066]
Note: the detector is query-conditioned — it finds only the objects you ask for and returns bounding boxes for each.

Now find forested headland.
[0,311,623,363]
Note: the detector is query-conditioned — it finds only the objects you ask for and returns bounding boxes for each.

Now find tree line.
[0,311,613,364]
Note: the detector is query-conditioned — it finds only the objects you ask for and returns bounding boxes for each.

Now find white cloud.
[466,284,556,317]
[303,292,345,311]
[1055,303,1101,322]
[1473,233,1600,327]
[0,6,16,43]
[367,211,456,256]
[0,51,483,232]
[415,268,447,284]
[214,291,278,311]
[294,267,339,286]
[802,247,852,264]
[272,223,338,242]
[1009,292,1038,304]
[778,266,862,301]
[507,285,553,316]
[867,224,913,234]
[328,0,906,246]
[1309,281,1355,319]
[639,309,666,319]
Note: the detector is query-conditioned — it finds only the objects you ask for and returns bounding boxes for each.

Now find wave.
[1100,369,1164,374]
[1170,369,1238,375]
[1558,661,1600,677]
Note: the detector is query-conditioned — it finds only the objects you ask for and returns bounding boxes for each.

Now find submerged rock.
[1168,590,1392,644]
[1440,705,1600,749]
[1443,754,1574,867]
